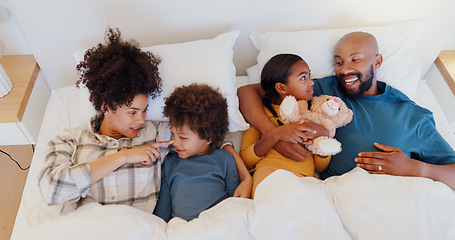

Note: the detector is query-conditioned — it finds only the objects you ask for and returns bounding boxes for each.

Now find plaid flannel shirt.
[38,115,171,213]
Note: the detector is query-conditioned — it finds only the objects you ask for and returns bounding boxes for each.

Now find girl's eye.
[129,112,136,115]
[300,76,306,81]
[353,58,360,62]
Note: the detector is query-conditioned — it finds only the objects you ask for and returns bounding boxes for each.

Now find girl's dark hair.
[76,27,162,112]
[163,84,229,148]
[260,53,303,125]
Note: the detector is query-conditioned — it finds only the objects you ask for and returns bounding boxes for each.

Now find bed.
[9,0,455,239]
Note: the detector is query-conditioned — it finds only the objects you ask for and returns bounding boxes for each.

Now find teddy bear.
[279,95,353,156]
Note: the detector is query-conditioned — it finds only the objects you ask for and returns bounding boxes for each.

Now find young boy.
[153,84,240,222]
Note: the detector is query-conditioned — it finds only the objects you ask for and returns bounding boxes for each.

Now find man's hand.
[272,120,328,162]
[274,141,312,161]
[354,143,421,176]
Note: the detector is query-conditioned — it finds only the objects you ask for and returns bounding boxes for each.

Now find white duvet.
[14,168,455,240]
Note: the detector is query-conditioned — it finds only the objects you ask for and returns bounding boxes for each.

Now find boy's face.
[170,124,212,159]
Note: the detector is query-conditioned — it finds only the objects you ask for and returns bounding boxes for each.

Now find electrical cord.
[0,144,34,171]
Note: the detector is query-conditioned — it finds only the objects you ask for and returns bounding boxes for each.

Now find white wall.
[0,0,30,54]
[1,0,454,132]
[6,0,455,91]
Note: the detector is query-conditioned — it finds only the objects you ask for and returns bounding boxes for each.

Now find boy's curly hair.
[76,27,162,112]
[163,84,229,148]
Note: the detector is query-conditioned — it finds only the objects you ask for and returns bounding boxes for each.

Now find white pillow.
[74,31,249,132]
[247,21,423,99]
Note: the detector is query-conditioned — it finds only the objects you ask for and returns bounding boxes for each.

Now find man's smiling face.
[334,32,382,97]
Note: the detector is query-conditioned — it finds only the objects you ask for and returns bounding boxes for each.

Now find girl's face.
[101,94,148,139]
[170,124,211,159]
[282,60,314,101]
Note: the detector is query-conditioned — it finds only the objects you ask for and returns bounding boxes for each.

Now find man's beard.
[337,65,374,97]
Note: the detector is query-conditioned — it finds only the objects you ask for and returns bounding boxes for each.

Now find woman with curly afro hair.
[154,84,240,221]
[39,28,173,214]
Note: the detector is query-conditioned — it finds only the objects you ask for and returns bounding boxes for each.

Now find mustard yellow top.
[240,105,331,176]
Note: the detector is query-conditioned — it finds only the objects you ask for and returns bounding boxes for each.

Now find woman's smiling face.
[101,94,148,139]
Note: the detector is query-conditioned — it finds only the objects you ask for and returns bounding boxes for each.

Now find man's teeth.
[345,77,358,85]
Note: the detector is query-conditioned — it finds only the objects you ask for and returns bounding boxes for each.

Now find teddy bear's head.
[310,95,353,128]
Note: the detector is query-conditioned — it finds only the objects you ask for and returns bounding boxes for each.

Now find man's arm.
[355,143,455,189]
[237,83,274,133]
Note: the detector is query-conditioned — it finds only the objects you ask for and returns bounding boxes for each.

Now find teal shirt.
[314,76,455,179]
[153,149,239,222]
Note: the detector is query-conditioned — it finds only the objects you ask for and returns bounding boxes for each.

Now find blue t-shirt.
[313,76,455,179]
[153,149,240,222]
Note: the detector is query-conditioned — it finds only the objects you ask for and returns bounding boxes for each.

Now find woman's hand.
[89,140,173,185]
[124,141,174,165]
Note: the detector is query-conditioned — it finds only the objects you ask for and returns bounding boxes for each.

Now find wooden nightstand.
[434,50,455,96]
[0,55,51,145]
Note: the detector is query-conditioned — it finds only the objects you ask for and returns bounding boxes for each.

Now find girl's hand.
[299,120,329,139]
[124,141,174,165]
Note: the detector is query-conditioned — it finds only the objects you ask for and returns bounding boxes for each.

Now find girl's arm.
[238,84,312,161]
[253,123,310,157]
[314,155,331,173]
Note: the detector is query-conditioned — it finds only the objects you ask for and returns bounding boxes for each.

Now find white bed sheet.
[11,77,455,240]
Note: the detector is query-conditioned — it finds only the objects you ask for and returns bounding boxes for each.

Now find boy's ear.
[275,83,287,94]
[205,139,212,145]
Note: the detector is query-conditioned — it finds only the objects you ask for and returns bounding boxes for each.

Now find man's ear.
[374,54,383,70]
[275,83,287,94]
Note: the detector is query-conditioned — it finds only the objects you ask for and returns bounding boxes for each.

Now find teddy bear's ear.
[280,95,300,124]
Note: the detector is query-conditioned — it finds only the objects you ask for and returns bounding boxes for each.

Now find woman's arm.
[89,141,173,184]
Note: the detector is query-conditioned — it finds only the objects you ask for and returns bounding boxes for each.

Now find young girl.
[153,84,240,222]
[240,53,331,197]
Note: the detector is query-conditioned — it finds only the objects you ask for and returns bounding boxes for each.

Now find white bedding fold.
[14,168,455,240]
